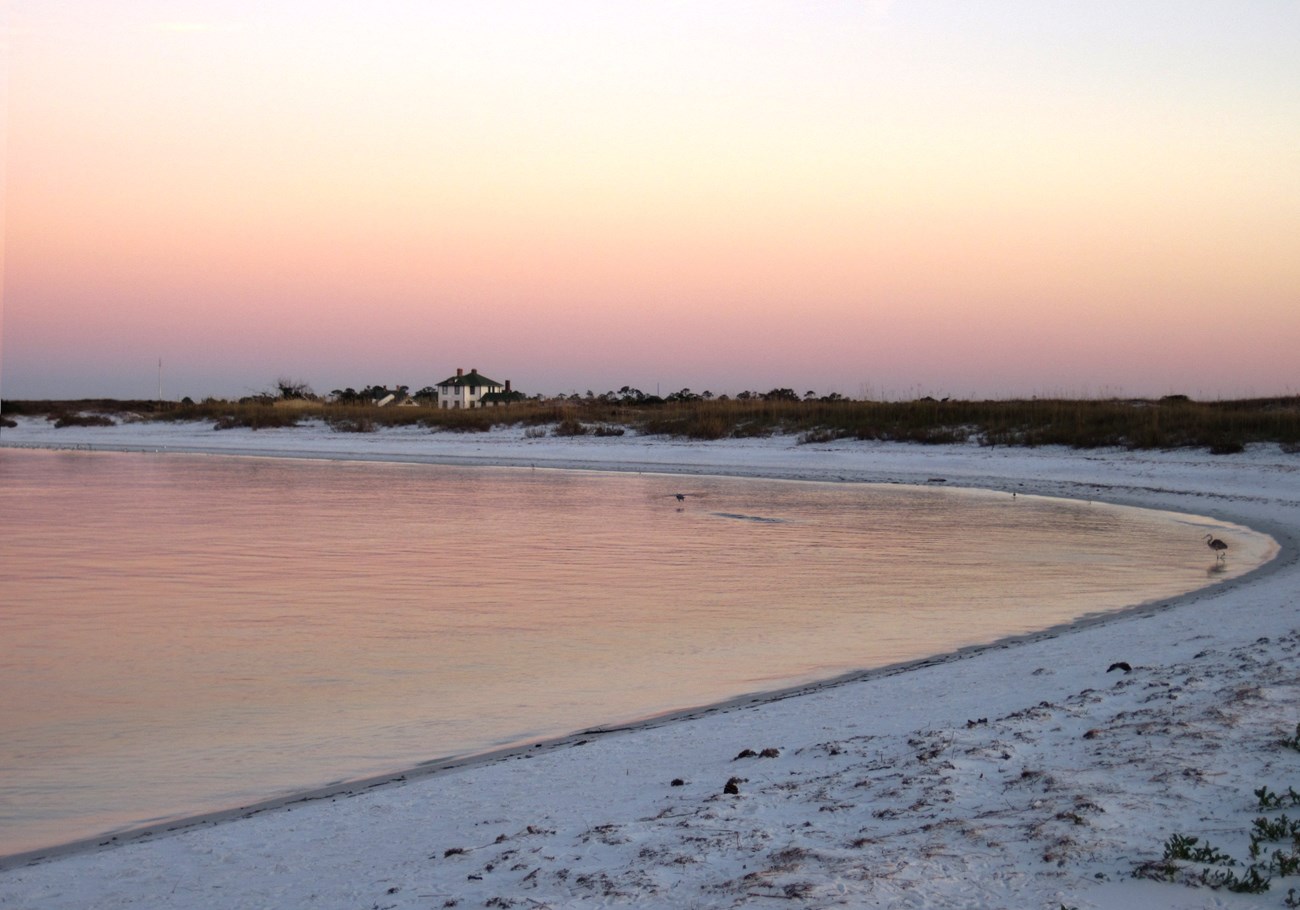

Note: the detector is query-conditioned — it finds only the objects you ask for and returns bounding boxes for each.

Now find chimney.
[505,380,512,393]
[456,367,463,377]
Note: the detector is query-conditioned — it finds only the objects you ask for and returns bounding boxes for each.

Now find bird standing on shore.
[1204,533,1228,560]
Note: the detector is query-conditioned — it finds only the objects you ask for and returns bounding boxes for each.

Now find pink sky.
[3,1,1298,400]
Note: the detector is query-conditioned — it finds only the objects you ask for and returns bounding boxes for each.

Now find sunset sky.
[3,1,1298,401]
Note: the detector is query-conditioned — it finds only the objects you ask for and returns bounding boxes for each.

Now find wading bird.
[1204,533,1228,560]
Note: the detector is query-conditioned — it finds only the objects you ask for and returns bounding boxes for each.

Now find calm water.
[0,448,1274,856]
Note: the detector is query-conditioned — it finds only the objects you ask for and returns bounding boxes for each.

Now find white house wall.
[437,386,500,408]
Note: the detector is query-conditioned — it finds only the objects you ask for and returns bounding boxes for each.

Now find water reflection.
[0,448,1275,856]
[709,512,787,523]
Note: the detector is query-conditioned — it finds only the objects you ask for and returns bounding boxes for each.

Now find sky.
[2,1,1298,402]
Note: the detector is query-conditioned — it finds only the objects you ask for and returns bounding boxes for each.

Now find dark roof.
[437,370,503,389]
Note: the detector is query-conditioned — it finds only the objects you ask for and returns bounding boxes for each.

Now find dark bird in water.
[675,493,686,501]
[1204,533,1228,560]
[1107,661,1132,674]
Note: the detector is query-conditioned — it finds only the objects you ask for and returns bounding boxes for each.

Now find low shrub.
[423,409,497,433]
[1280,725,1300,754]
[728,420,771,439]
[798,427,849,445]
[51,413,116,428]
[212,410,300,430]
[327,415,375,433]
[1256,784,1300,807]
[439,420,492,433]
[1134,782,1300,897]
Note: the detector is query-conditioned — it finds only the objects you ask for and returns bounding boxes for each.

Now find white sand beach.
[2,418,1298,909]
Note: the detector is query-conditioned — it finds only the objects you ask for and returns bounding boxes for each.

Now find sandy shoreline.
[2,419,1299,908]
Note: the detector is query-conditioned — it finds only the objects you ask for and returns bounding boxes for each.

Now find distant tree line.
[553,386,850,405]
[258,376,862,408]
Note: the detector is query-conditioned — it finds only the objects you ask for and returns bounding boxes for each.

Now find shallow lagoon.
[0,449,1271,856]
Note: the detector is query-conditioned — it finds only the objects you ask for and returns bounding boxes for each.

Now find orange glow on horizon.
[4,2,1299,400]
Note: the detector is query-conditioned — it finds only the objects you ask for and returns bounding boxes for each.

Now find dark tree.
[275,377,315,400]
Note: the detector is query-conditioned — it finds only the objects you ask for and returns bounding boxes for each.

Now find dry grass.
[4,395,1299,452]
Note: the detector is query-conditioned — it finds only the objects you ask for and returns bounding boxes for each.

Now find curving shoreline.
[5,530,1278,874]
[2,420,1299,908]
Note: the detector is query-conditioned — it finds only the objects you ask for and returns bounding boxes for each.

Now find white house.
[436,368,506,409]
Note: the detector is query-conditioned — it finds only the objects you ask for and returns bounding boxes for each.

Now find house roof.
[437,369,503,389]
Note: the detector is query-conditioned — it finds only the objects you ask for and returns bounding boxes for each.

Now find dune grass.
[4,395,1299,452]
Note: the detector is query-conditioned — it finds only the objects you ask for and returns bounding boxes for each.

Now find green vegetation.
[1132,712,1300,901]
[1133,832,1273,894]
[50,413,117,429]
[1280,725,1300,754]
[1257,785,1300,809]
[1134,762,1300,901]
[4,394,1300,453]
